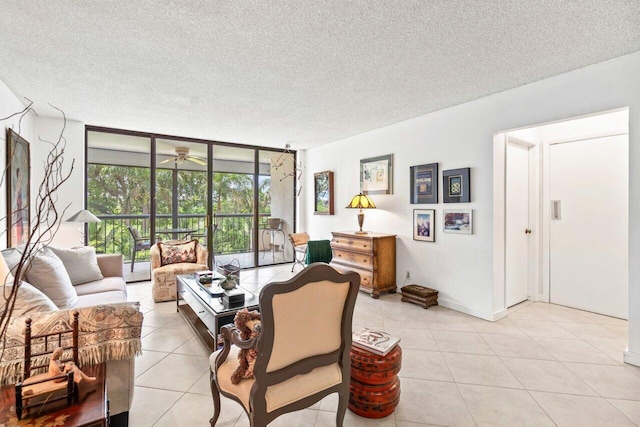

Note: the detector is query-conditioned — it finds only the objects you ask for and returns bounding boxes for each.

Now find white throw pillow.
[1,246,26,274]
[49,246,104,285]
[25,247,78,309]
[0,281,59,318]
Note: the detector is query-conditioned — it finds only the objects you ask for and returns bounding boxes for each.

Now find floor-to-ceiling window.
[86,130,153,282]
[86,127,296,282]
[155,139,209,245]
[211,145,258,268]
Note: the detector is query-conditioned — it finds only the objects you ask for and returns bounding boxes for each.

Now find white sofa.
[0,248,141,426]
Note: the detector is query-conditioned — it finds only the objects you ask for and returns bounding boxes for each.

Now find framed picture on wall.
[410,163,438,204]
[361,154,393,195]
[313,170,334,215]
[443,167,470,203]
[413,209,435,242]
[6,129,31,248]
[443,209,473,234]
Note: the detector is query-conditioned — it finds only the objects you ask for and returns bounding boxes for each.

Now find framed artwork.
[313,170,334,215]
[6,129,31,247]
[410,163,438,204]
[443,167,470,203]
[443,209,473,234]
[413,209,435,242]
[360,154,393,195]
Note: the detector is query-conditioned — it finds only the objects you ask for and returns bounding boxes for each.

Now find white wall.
[32,115,85,248]
[0,90,84,249]
[303,51,640,365]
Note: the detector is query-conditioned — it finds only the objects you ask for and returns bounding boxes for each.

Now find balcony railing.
[89,213,271,262]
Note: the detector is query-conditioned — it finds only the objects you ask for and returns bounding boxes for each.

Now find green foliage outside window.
[87,164,271,259]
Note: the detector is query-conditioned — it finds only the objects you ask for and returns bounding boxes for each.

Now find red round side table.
[348,344,402,418]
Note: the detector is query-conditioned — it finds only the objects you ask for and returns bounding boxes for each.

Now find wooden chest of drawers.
[329,231,397,298]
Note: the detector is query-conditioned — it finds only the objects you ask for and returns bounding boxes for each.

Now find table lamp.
[67,209,101,245]
[346,193,376,234]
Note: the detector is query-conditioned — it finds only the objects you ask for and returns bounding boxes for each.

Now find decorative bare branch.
[0,101,74,352]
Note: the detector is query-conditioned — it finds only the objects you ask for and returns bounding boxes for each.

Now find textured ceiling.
[1,1,639,150]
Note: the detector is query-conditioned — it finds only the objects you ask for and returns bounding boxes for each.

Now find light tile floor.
[126,264,640,426]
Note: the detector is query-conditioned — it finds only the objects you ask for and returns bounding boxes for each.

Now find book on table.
[352,327,400,356]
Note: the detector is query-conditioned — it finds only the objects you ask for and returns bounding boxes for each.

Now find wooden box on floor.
[400,284,438,309]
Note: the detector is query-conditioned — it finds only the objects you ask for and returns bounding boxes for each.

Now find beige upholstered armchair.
[151,240,209,302]
[209,263,360,427]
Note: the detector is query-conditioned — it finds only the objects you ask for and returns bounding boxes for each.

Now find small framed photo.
[361,154,393,195]
[313,171,334,215]
[410,163,438,204]
[443,209,473,234]
[443,167,470,203]
[413,209,435,242]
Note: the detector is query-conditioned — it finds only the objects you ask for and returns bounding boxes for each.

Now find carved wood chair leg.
[209,371,221,427]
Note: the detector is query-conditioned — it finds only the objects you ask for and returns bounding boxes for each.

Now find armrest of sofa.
[97,253,124,278]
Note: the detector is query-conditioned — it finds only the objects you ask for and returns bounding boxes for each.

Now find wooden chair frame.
[210,263,360,427]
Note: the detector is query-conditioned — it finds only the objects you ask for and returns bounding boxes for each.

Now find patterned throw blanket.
[0,302,143,386]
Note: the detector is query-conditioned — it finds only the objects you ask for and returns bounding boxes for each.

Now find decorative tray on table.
[195,271,224,297]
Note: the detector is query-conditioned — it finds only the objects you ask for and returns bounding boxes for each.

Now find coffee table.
[176,274,259,351]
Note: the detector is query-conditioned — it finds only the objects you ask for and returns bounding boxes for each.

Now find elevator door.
[549,135,628,319]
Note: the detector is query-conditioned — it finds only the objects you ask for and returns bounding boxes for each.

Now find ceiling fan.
[159,147,206,166]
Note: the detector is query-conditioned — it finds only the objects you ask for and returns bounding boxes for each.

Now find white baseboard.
[535,293,548,302]
[438,298,498,321]
[624,347,640,367]
[492,309,508,321]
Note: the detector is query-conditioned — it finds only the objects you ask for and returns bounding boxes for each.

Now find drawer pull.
[198,310,205,314]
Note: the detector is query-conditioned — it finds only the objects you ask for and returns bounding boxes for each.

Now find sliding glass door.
[155,139,209,246]
[211,146,256,268]
[86,130,153,282]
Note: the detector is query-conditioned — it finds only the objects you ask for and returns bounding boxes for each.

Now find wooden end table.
[0,363,108,426]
